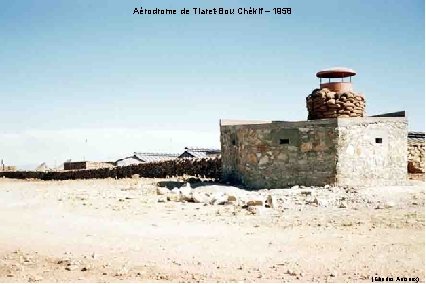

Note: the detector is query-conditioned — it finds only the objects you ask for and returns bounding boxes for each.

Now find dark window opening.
[231,139,236,146]
[375,138,383,144]
[280,138,290,145]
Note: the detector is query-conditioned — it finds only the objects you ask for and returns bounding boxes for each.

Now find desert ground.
[0,177,424,283]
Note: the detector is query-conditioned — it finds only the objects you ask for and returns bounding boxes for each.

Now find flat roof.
[316,67,356,78]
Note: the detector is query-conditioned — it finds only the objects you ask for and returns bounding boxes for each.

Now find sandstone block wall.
[306,88,365,119]
[221,117,408,189]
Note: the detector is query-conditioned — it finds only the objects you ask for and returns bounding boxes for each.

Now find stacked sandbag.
[306,88,366,120]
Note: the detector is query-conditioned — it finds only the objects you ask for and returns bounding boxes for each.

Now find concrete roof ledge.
[336,116,407,127]
[220,119,272,126]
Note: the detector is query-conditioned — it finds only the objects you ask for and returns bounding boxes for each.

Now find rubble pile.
[153,182,407,215]
[306,88,366,119]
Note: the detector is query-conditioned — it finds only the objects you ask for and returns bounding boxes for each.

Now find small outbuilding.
[178,147,221,159]
[220,68,408,188]
[116,152,178,166]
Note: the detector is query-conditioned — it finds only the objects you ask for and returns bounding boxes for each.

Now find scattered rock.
[157,196,167,203]
[192,191,211,203]
[315,197,329,207]
[179,184,193,202]
[167,194,180,202]
[65,265,78,271]
[246,196,265,207]
[28,275,43,282]
[306,197,319,206]
[384,201,395,208]
[227,194,238,202]
[247,206,270,215]
[375,203,384,210]
[156,187,170,195]
[210,193,228,205]
[266,195,277,208]
[247,206,257,214]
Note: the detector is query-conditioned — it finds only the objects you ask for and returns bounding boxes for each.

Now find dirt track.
[0,178,424,282]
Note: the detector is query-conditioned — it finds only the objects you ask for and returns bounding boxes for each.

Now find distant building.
[0,159,16,172]
[178,147,221,159]
[408,131,425,145]
[1,165,16,172]
[64,161,115,171]
[116,152,179,167]
[35,162,50,172]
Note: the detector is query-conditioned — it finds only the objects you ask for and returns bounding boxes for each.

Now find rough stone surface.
[221,119,338,188]
[408,143,425,174]
[221,117,407,188]
[335,118,407,186]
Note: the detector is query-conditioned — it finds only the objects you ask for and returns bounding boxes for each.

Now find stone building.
[220,68,408,189]
[178,147,221,159]
[115,152,178,167]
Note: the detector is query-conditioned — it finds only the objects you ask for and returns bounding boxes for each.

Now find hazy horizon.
[0,0,424,169]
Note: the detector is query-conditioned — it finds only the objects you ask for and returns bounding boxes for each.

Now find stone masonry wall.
[221,120,338,189]
[335,117,407,186]
[221,117,408,189]
[408,143,425,174]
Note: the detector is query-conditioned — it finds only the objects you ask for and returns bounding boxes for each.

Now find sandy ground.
[0,177,424,283]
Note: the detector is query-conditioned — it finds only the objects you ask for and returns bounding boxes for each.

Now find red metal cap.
[316,67,356,78]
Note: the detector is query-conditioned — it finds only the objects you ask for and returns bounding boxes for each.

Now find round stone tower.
[306,67,366,119]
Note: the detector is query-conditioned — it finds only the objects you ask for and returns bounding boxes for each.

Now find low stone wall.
[0,158,221,180]
[306,88,365,120]
[408,143,425,173]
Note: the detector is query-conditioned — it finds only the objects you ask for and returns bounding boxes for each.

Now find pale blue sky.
[0,0,424,168]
